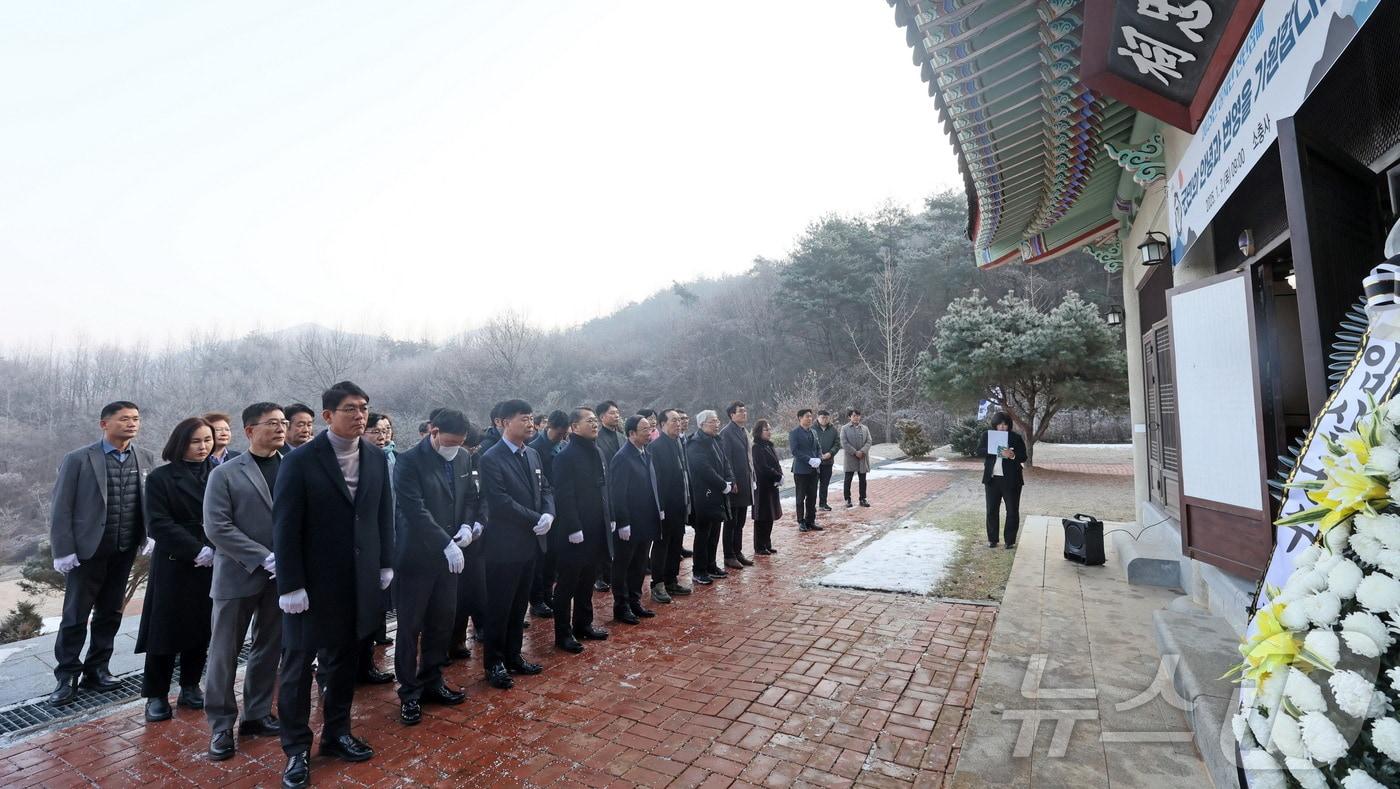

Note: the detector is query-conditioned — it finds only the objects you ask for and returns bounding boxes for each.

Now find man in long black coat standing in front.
[718,401,755,570]
[649,409,691,602]
[273,381,394,789]
[477,399,555,690]
[549,407,613,654]
[609,415,663,624]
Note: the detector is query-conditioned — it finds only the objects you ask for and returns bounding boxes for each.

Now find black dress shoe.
[505,659,543,675]
[692,573,713,585]
[449,644,472,660]
[632,604,656,618]
[48,677,78,706]
[798,524,812,533]
[593,579,611,592]
[530,602,555,618]
[1005,542,1016,549]
[708,567,728,578]
[845,501,854,509]
[320,733,374,762]
[80,668,122,692]
[282,750,311,789]
[680,548,694,558]
[737,554,754,566]
[357,667,395,685]
[239,715,281,736]
[767,546,778,554]
[819,503,832,511]
[859,499,871,507]
[144,697,172,722]
[208,729,235,761]
[421,684,466,705]
[556,637,584,653]
[399,700,422,726]
[486,664,514,689]
[989,541,998,548]
[575,625,609,640]
[614,608,640,625]
[177,685,205,709]
[808,522,824,531]
[665,582,692,595]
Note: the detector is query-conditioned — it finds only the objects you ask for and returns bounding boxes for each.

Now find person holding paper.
[978,412,1027,548]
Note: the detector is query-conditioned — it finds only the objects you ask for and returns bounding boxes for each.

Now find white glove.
[618,525,632,541]
[444,541,464,574]
[379,568,394,590]
[194,546,215,567]
[807,457,820,469]
[280,588,309,614]
[454,524,473,548]
[53,553,80,574]
[533,513,554,536]
[262,553,276,576]
[141,537,155,556]
[568,531,584,544]
[659,510,665,521]
[472,522,484,539]
[610,521,617,533]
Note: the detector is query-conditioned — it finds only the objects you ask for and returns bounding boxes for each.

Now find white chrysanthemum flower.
[1388,666,1400,694]
[1295,544,1323,572]
[1356,512,1400,549]
[1328,559,1365,598]
[1284,668,1328,713]
[1374,549,1400,578]
[1353,532,1384,565]
[1268,713,1308,759]
[1303,629,1340,667]
[1258,672,1287,711]
[1240,749,1286,789]
[1298,712,1349,764]
[1371,718,1400,761]
[1356,572,1400,613]
[1249,708,1274,747]
[1285,756,1327,789]
[1303,592,1342,628]
[1280,601,1313,631]
[1330,669,1378,718]
[1341,611,1393,657]
[1368,690,1393,719]
[1232,710,1252,745]
[1326,523,1352,554]
[1341,768,1387,789]
[1284,569,1328,600]
[1390,476,1400,501]
[1369,445,1400,476]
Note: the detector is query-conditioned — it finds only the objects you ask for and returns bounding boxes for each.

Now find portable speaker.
[1062,514,1105,566]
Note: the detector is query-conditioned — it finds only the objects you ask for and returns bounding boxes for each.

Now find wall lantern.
[1138,232,1169,266]
[1238,229,1255,258]
[1106,305,1124,327]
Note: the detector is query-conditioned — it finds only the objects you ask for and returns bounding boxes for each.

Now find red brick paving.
[0,469,994,788]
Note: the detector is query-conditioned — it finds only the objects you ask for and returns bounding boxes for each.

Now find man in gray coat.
[48,401,157,705]
[202,402,288,761]
[718,401,754,568]
[840,409,873,508]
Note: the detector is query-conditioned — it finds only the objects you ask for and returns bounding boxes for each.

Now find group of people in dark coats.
[47,389,889,789]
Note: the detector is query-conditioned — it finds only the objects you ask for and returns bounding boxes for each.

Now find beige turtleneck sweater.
[326,429,360,497]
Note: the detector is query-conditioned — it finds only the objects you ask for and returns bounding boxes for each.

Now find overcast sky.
[0,1,960,348]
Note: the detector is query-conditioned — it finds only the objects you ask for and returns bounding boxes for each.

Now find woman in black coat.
[685,410,733,585]
[137,417,216,723]
[750,420,783,556]
[977,412,1028,549]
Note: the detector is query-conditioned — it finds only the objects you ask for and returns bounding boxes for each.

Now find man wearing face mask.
[390,408,476,726]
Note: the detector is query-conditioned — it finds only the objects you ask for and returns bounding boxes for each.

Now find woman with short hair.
[750,420,783,556]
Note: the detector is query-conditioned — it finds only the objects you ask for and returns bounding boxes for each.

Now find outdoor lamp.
[1105,305,1124,327]
[1137,232,1168,266]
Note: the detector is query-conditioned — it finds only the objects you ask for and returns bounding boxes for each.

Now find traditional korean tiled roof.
[887,0,1137,267]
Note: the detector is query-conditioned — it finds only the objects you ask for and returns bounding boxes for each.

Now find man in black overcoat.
[609,415,663,623]
[548,407,613,653]
[272,381,394,789]
[526,409,569,619]
[718,401,755,568]
[390,408,478,726]
[649,409,691,600]
[477,399,555,689]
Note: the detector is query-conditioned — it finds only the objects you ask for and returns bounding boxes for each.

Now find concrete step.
[1109,506,1184,589]
[1153,604,1244,789]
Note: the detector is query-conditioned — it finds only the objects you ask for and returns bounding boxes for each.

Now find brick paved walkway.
[0,469,994,788]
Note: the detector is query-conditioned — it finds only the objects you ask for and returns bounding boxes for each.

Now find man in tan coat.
[840,409,873,508]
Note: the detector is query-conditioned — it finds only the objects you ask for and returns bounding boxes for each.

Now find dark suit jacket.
[273,430,394,649]
[596,427,623,464]
[686,431,733,522]
[528,433,566,483]
[789,427,820,476]
[392,436,479,573]
[478,439,555,564]
[49,441,159,561]
[651,432,690,521]
[718,422,754,507]
[609,443,663,543]
[549,437,613,565]
[978,430,1028,486]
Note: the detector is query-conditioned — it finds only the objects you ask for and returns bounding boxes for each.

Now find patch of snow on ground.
[818,527,961,594]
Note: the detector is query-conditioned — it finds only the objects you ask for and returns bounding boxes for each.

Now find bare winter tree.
[847,247,931,443]
[290,326,368,394]
[474,311,540,395]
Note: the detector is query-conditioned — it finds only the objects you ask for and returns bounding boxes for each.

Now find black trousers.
[553,553,601,639]
[793,474,817,526]
[279,641,356,755]
[393,565,457,701]
[54,548,137,680]
[482,557,534,669]
[843,472,868,502]
[753,519,774,552]
[611,537,651,612]
[722,498,748,560]
[817,462,834,505]
[530,545,556,606]
[142,648,207,697]
[693,517,722,574]
[451,552,487,649]
[652,516,685,584]
[985,478,1023,545]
